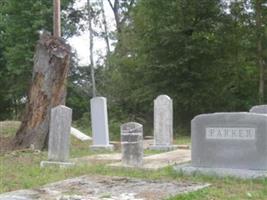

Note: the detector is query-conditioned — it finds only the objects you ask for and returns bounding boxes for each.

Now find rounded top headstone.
[249,105,267,114]
[121,122,143,134]
[155,95,172,101]
[90,96,106,102]
[52,105,72,112]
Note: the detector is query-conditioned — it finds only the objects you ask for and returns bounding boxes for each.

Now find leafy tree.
[102,0,260,134]
[0,0,81,119]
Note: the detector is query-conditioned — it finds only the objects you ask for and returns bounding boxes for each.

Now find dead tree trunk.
[100,0,111,55]
[87,0,96,97]
[256,0,265,104]
[13,32,71,150]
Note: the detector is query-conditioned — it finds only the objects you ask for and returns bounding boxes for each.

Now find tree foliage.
[0,0,81,120]
[101,0,261,133]
[1,0,267,136]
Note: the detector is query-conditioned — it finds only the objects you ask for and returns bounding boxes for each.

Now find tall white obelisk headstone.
[90,97,113,150]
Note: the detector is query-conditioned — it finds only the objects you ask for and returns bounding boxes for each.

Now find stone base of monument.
[40,161,75,168]
[174,164,267,179]
[149,145,178,151]
[90,144,114,151]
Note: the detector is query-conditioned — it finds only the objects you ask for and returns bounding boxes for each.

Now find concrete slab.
[174,164,267,179]
[71,153,121,165]
[149,145,178,151]
[110,149,191,170]
[0,175,209,200]
[40,161,75,168]
[71,149,191,170]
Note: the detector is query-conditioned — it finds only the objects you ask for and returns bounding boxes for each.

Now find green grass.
[1,144,267,200]
[1,152,267,200]
[1,122,267,199]
[70,136,120,158]
[0,121,21,137]
[144,149,166,155]
[174,135,191,145]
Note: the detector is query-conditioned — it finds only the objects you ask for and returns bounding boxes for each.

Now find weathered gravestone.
[150,95,177,151]
[121,122,143,167]
[249,105,267,114]
[90,97,113,150]
[191,112,267,170]
[175,112,267,178]
[40,105,74,167]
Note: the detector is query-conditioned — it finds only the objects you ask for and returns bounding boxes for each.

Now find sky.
[67,0,115,66]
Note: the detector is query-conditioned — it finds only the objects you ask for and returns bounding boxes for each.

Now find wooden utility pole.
[87,0,96,97]
[53,0,61,37]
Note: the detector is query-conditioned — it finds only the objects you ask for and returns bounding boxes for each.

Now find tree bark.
[87,0,96,97]
[107,0,135,54]
[256,0,264,104]
[100,0,111,55]
[13,32,71,150]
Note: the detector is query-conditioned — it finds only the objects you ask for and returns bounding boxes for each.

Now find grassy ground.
[0,121,21,137]
[175,135,191,145]
[1,121,267,199]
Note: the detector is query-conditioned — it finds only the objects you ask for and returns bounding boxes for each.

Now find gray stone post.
[121,122,143,167]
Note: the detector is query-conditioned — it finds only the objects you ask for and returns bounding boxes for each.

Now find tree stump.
[14,32,71,150]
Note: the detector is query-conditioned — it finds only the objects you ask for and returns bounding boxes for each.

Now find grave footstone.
[71,127,91,141]
[150,95,177,151]
[175,112,267,179]
[249,105,267,114]
[90,97,113,150]
[121,122,143,167]
[40,105,74,168]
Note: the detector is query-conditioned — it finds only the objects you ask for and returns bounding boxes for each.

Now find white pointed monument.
[90,97,113,150]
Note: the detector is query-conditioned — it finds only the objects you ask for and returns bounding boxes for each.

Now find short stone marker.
[249,105,267,114]
[90,97,113,150]
[150,95,177,151]
[121,122,143,167]
[175,112,267,179]
[40,105,74,168]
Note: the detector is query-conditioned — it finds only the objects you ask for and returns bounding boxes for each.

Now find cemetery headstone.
[249,105,267,114]
[175,112,267,179]
[90,97,113,150]
[40,105,74,167]
[121,122,143,167]
[191,112,267,170]
[150,95,177,150]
